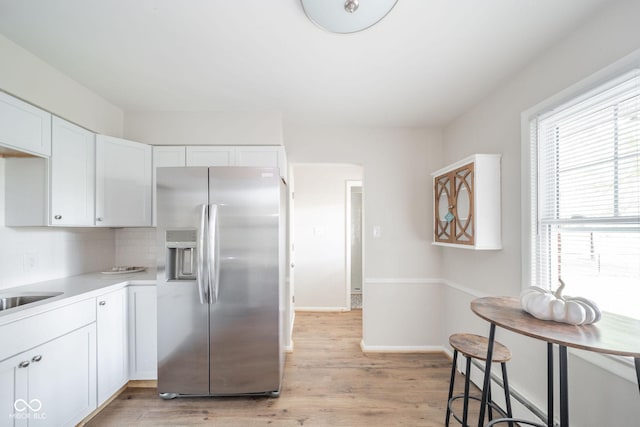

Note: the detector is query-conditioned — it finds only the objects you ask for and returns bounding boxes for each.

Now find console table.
[471,296,640,427]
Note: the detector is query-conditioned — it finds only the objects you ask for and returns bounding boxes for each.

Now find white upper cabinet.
[50,117,95,226]
[96,135,152,227]
[184,145,287,181]
[0,91,52,157]
[236,146,287,182]
[186,145,235,166]
[153,145,186,167]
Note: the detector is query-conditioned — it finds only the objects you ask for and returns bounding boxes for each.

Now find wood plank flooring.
[86,311,480,426]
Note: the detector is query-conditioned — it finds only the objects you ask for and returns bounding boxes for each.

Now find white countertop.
[0,269,157,326]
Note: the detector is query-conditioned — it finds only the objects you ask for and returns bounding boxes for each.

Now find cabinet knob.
[54,215,62,220]
[31,355,42,363]
[96,217,103,222]
[18,361,30,368]
[99,301,106,306]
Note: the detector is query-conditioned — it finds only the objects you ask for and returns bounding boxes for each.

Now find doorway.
[291,163,363,311]
[346,181,363,309]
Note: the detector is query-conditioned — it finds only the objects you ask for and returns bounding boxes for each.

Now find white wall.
[0,34,123,136]
[292,163,363,310]
[0,33,123,291]
[124,111,283,146]
[441,1,640,425]
[283,124,444,347]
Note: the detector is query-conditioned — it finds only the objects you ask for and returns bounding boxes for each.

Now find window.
[529,70,640,319]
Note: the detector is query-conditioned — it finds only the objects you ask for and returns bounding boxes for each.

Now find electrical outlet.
[23,253,37,272]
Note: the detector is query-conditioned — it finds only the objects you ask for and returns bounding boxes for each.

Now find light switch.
[372,226,382,239]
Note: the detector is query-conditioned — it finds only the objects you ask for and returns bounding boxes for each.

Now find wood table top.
[471,297,640,358]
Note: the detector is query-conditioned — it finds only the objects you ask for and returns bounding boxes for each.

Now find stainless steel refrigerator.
[156,166,287,399]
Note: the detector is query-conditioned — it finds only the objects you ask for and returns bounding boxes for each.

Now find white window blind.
[530,70,640,319]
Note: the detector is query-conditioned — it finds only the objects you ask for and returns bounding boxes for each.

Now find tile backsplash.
[0,226,115,291]
[115,228,157,268]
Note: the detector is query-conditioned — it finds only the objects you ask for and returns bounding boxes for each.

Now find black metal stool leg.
[501,362,514,427]
[547,343,554,427]
[487,378,494,421]
[462,356,472,427]
[446,350,459,426]
[635,358,640,396]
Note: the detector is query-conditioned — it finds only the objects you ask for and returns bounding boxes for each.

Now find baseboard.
[128,379,157,388]
[285,340,294,353]
[360,339,445,353]
[76,382,128,426]
[295,306,349,312]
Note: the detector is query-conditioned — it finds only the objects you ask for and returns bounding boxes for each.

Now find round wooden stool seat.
[445,333,515,426]
[449,333,511,363]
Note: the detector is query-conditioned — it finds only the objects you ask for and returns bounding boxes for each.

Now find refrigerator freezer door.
[208,167,282,395]
[157,167,210,396]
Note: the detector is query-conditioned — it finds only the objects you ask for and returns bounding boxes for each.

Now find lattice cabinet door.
[434,172,453,243]
[452,163,474,245]
[434,163,475,246]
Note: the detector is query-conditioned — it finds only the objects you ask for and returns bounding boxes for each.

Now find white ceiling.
[0,0,608,127]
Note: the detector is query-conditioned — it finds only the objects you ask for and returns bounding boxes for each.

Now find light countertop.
[0,269,156,326]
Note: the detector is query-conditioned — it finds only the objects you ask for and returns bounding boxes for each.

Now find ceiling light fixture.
[301,0,398,34]
[344,0,359,13]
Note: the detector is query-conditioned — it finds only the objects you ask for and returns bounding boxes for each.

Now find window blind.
[530,70,640,319]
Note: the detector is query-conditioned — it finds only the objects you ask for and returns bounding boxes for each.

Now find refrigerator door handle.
[208,204,220,304]
[197,203,208,305]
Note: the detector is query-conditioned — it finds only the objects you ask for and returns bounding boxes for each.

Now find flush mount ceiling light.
[301,0,398,34]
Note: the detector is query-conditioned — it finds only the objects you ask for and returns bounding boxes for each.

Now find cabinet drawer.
[0,298,96,362]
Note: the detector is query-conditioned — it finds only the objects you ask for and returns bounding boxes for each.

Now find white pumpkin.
[520,280,601,325]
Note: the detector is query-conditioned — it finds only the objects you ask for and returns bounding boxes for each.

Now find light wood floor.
[86,311,478,426]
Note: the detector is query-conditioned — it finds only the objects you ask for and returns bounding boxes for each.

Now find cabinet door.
[236,146,287,181]
[96,135,152,226]
[152,146,186,226]
[434,172,453,243]
[452,164,474,245]
[0,91,51,157]
[128,286,157,380]
[0,352,29,427]
[27,324,97,427]
[50,117,96,226]
[97,288,129,406]
[186,146,235,166]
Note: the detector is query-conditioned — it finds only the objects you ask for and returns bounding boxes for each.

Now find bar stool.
[445,333,513,427]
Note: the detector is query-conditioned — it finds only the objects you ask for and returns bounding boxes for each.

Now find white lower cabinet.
[0,284,152,426]
[96,288,129,406]
[128,286,157,380]
[0,323,97,427]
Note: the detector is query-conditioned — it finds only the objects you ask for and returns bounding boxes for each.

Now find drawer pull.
[31,355,42,363]
[54,215,62,220]
[18,361,30,368]
[99,301,106,306]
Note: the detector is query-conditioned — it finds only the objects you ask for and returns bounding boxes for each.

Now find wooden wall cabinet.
[432,154,501,250]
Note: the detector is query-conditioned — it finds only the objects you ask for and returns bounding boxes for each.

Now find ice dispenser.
[165,229,198,281]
